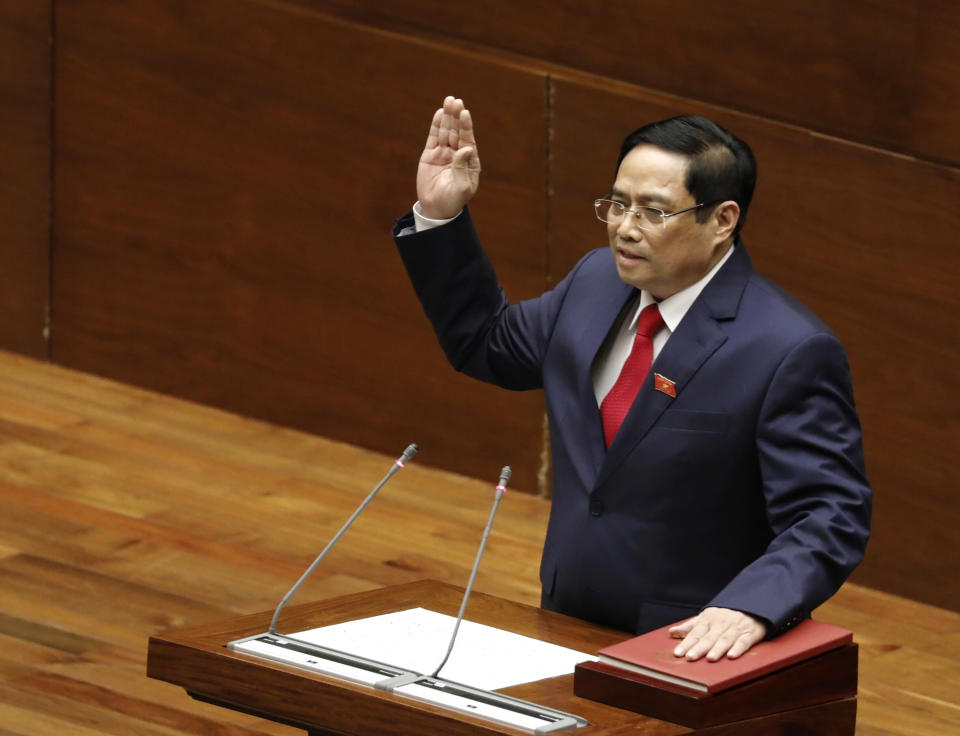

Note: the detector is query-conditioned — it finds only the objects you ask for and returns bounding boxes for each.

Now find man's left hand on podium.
[668,607,767,661]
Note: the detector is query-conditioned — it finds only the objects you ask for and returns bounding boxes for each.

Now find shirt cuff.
[413,201,462,232]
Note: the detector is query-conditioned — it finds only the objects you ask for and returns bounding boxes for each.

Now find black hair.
[616,115,757,237]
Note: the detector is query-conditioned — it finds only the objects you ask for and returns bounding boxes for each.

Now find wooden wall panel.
[305,0,960,166]
[43,0,959,609]
[0,0,50,358]
[549,75,960,611]
[913,0,960,163]
[52,0,549,492]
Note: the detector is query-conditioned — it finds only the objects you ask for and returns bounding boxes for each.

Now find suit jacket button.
[589,500,604,516]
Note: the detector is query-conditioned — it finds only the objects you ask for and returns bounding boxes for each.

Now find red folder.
[595,618,852,695]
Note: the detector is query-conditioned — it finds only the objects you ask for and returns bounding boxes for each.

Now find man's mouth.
[616,246,646,262]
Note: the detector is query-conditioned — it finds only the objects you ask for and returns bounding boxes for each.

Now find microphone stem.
[431,483,506,678]
[269,445,417,634]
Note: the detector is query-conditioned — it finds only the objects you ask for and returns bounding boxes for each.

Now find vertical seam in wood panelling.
[538,74,555,499]
[901,0,922,151]
[544,74,554,288]
[45,0,56,362]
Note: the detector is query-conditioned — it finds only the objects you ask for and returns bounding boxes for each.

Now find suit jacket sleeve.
[707,330,872,635]
[394,207,588,390]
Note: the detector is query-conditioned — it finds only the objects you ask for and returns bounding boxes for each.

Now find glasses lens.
[640,207,664,228]
[595,200,623,223]
[595,200,664,230]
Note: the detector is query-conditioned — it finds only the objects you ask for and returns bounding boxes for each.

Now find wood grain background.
[0,0,50,358]
[0,0,957,610]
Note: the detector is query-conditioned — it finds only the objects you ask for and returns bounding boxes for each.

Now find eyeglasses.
[594,198,714,231]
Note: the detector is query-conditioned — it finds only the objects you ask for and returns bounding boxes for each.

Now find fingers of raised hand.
[438,96,464,149]
[458,107,476,149]
[424,97,477,162]
[425,107,443,150]
[416,97,480,216]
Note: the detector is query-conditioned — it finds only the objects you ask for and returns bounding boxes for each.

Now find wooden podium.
[147,580,856,735]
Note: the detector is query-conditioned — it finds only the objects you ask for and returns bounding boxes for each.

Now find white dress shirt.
[592,247,733,405]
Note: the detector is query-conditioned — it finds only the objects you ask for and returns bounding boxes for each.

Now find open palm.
[417,96,481,220]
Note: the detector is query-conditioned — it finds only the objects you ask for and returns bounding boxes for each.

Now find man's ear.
[713,201,740,242]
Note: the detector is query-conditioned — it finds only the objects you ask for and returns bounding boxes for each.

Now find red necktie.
[600,303,665,448]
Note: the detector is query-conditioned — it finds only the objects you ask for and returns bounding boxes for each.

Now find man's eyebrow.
[609,186,672,208]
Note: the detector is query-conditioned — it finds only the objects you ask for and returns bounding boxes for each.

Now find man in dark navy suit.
[394,96,871,662]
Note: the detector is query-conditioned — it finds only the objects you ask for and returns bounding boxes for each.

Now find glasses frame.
[593,198,716,231]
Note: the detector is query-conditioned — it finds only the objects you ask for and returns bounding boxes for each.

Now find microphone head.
[498,465,512,488]
[400,443,420,464]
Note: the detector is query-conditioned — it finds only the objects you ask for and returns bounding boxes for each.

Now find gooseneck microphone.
[231,460,588,731]
[430,465,511,678]
[268,443,419,634]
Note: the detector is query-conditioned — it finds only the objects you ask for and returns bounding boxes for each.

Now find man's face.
[607,144,734,300]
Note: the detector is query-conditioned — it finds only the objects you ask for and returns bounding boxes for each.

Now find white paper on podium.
[288,607,595,691]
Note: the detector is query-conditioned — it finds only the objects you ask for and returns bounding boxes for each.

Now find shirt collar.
[629,245,735,333]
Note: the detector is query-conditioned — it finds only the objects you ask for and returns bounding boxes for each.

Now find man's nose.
[617,211,642,238]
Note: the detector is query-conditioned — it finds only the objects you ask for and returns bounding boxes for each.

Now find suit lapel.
[592,244,753,492]
[575,281,636,476]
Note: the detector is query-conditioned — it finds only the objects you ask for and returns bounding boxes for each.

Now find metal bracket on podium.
[228,632,588,733]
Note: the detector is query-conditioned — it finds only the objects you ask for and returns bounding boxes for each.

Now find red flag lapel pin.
[654,373,677,398]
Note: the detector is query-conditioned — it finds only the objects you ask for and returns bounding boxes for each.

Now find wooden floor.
[0,349,957,735]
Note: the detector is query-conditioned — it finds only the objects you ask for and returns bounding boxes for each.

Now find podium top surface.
[147,580,692,735]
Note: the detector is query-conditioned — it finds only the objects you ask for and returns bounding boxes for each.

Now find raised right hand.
[416,96,481,220]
